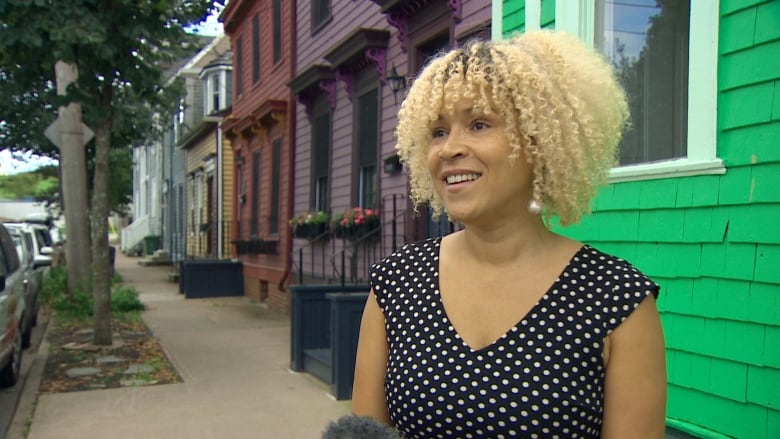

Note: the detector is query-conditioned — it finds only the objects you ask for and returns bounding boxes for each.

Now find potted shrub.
[289,211,329,239]
[331,207,380,241]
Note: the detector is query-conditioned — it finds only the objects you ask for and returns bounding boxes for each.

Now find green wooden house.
[495,1,779,438]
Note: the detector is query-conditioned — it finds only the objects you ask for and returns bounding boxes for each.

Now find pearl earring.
[528,199,542,214]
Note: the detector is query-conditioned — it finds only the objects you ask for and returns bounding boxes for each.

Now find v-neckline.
[431,237,587,353]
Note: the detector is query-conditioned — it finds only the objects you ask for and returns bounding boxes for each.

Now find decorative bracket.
[319,79,338,110]
[365,47,387,84]
[448,0,462,22]
[386,13,408,53]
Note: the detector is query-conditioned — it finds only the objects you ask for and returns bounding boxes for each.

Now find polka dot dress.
[370,237,659,438]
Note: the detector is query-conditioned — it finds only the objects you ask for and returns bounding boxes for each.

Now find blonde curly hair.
[395,30,628,226]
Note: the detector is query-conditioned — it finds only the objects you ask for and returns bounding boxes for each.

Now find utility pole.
[53,60,92,295]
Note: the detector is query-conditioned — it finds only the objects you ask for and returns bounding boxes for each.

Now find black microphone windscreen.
[322,415,400,439]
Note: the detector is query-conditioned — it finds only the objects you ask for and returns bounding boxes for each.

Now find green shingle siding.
[720,40,780,90]
[719,7,756,54]
[749,282,780,325]
[729,205,780,244]
[719,82,775,129]
[717,166,752,205]
[763,325,780,368]
[754,244,780,283]
[670,384,771,439]
[747,365,780,408]
[502,0,525,36]
[719,121,780,166]
[721,0,769,16]
[501,2,780,436]
[755,1,780,44]
[540,0,554,28]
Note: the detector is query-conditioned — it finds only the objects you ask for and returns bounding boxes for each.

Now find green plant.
[40,266,68,307]
[110,285,145,313]
[290,210,329,239]
[289,210,328,227]
[41,267,145,317]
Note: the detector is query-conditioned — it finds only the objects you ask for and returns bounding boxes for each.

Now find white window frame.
[519,0,724,182]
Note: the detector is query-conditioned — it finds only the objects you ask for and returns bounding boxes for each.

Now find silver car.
[7,225,41,348]
[0,223,26,388]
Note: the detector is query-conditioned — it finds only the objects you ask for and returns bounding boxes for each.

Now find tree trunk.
[54,61,92,295]
[91,83,113,346]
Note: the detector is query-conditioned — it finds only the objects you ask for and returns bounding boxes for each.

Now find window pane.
[312,99,330,211]
[236,37,244,96]
[312,0,330,29]
[315,176,328,212]
[251,151,260,237]
[359,165,377,208]
[252,14,260,83]
[357,88,378,208]
[270,139,281,234]
[273,0,282,63]
[212,73,220,112]
[598,0,689,165]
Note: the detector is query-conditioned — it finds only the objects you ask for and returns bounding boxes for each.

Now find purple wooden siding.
[292,0,492,279]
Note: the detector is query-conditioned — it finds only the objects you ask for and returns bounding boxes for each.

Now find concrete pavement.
[15,252,351,439]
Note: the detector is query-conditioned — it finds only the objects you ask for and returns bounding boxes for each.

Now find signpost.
[51,60,92,295]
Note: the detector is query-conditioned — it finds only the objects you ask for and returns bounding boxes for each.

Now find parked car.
[7,225,41,348]
[4,222,54,276]
[0,223,26,388]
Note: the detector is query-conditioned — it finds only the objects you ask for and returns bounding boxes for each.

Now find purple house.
[290,0,492,284]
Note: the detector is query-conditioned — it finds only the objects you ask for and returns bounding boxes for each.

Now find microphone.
[322,415,400,439]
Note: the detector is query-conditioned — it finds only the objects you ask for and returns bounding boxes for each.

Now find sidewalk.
[20,251,351,439]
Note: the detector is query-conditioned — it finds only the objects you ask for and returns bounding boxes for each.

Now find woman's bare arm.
[351,292,391,423]
[601,295,667,439]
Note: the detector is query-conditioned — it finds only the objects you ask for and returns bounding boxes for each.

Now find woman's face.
[426,97,534,227]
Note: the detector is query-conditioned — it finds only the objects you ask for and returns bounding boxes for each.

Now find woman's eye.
[473,121,490,131]
[432,128,447,138]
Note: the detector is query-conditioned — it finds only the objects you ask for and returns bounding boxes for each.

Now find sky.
[0,7,224,176]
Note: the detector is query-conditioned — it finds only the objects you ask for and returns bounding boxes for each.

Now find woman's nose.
[438,129,467,160]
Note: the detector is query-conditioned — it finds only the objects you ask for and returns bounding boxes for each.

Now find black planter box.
[179,259,244,299]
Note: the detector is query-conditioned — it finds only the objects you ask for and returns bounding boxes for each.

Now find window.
[252,14,260,84]
[273,0,282,64]
[270,139,281,235]
[212,73,221,112]
[597,0,689,166]
[235,37,244,97]
[202,66,232,115]
[546,0,721,181]
[312,100,330,212]
[356,88,379,208]
[311,0,331,32]
[251,151,260,238]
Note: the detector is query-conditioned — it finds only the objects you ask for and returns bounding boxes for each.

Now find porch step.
[303,348,332,384]
[138,250,172,266]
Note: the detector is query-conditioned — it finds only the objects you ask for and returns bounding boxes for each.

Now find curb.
[5,313,52,439]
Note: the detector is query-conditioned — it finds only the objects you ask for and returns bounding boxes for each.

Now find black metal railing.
[292,194,407,286]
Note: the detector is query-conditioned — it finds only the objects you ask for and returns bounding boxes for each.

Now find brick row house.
[500,1,779,438]
[220,0,296,313]
[215,0,490,311]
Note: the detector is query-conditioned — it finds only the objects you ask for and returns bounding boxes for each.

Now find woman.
[352,30,666,438]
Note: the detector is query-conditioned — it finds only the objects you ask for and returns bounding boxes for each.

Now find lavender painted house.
[290,0,491,284]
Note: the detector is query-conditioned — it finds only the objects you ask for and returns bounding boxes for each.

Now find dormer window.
[200,51,233,116]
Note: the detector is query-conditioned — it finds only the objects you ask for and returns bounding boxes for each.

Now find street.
[0,310,49,439]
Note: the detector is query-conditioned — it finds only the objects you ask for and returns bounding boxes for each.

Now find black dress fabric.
[370,237,659,438]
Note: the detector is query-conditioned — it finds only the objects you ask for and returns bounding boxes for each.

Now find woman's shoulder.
[575,245,660,298]
[371,237,441,271]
